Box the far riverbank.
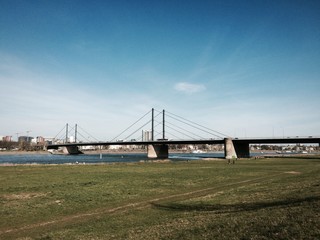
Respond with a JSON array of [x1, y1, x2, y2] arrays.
[[0, 149, 148, 155]]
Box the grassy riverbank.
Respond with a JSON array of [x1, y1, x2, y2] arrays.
[[1, 157, 319, 239]]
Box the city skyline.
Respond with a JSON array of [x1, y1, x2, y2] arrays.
[[1, 1, 320, 140]]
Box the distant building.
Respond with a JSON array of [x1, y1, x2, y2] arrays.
[[44, 137, 54, 145], [35, 136, 45, 144], [3, 136, 12, 142], [108, 145, 122, 150], [18, 136, 33, 143], [80, 146, 95, 151], [69, 136, 75, 143], [142, 130, 152, 141], [0, 136, 11, 141]]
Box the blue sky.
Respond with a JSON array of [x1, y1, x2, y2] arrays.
[[1, 0, 320, 140]]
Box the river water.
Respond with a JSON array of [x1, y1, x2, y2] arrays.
[[0, 152, 226, 165]]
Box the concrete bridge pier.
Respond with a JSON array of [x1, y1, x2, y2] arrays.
[[63, 146, 83, 155], [224, 138, 250, 159], [234, 141, 250, 158], [147, 144, 169, 159], [224, 138, 237, 159]]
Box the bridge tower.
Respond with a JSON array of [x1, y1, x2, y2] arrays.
[[62, 123, 83, 155], [147, 109, 169, 159], [162, 109, 165, 140], [65, 123, 68, 143], [75, 124, 77, 143]]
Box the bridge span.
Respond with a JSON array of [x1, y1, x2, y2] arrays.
[[48, 108, 319, 159], [47, 137, 320, 159]]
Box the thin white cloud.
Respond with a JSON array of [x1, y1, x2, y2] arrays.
[[174, 82, 206, 94]]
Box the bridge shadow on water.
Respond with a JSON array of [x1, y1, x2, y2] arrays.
[[151, 196, 320, 214]]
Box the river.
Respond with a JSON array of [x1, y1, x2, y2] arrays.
[[0, 152, 226, 165]]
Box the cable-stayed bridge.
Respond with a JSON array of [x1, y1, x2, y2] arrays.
[[47, 108, 320, 159]]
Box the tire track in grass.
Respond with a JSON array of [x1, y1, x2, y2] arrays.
[[0, 172, 293, 236]]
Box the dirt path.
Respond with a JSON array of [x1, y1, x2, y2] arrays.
[[0, 172, 288, 237]]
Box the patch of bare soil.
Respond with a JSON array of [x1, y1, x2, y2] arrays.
[[284, 171, 301, 174], [2, 192, 47, 200]]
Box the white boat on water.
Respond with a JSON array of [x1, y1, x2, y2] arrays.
[[192, 150, 205, 154]]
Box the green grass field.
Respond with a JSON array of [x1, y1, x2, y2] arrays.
[[0, 157, 319, 239]]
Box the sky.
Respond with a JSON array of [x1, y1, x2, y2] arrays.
[[1, 0, 320, 141]]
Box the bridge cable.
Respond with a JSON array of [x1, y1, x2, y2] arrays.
[[165, 114, 218, 138], [53, 125, 67, 141], [164, 123, 198, 140], [165, 111, 228, 138], [161, 130, 181, 140], [166, 111, 229, 138], [165, 120, 206, 140], [121, 111, 162, 141], [153, 119, 199, 140], [155, 108, 225, 138], [77, 125, 100, 142], [122, 120, 152, 142], [76, 131, 92, 142], [153, 110, 209, 140], [110, 110, 152, 142]]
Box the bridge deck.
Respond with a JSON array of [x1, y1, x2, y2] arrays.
[[47, 137, 320, 149]]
